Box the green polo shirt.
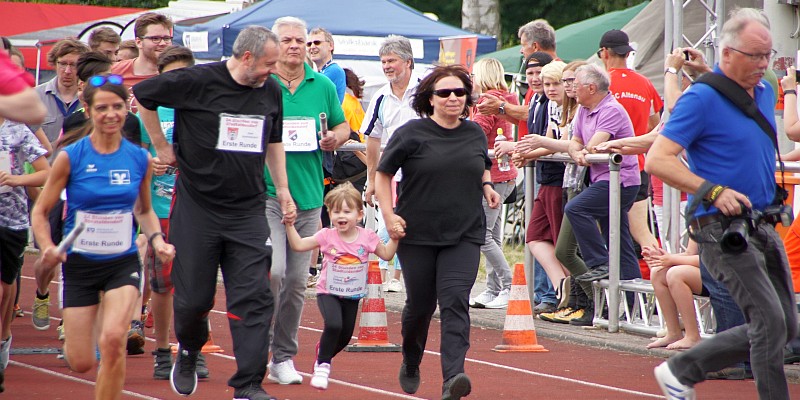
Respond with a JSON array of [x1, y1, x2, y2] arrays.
[[265, 63, 345, 210]]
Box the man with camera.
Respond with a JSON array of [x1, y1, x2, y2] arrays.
[[646, 8, 797, 400]]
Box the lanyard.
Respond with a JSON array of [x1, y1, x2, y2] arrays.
[[53, 94, 79, 117]]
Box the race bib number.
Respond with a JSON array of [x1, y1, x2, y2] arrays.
[[73, 211, 133, 255], [0, 151, 10, 194], [323, 259, 368, 298], [217, 113, 265, 153], [282, 118, 318, 152]]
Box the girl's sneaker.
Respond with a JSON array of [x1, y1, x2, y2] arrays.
[[310, 362, 330, 390]]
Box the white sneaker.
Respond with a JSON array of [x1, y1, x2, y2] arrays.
[[385, 279, 404, 293], [654, 362, 696, 400], [268, 359, 303, 385], [469, 290, 496, 308], [484, 288, 510, 309], [310, 362, 330, 390], [0, 336, 11, 370]]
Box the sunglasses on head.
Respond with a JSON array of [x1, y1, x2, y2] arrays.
[[88, 74, 124, 87], [306, 40, 326, 47], [432, 88, 467, 98]]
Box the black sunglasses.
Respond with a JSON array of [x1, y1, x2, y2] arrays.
[[88, 74, 124, 87], [306, 40, 327, 47], [432, 88, 467, 98]]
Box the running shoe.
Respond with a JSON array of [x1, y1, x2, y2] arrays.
[[152, 348, 172, 380], [170, 346, 198, 396], [32, 294, 50, 330], [143, 308, 154, 329], [126, 320, 146, 355], [0, 336, 11, 370], [654, 362, 696, 400], [13, 304, 23, 318], [469, 290, 496, 308], [483, 288, 510, 309], [267, 359, 302, 384], [385, 278, 404, 293], [442, 373, 471, 400], [56, 322, 65, 341], [398, 362, 420, 394], [310, 362, 331, 390], [196, 353, 209, 379], [233, 382, 277, 400]]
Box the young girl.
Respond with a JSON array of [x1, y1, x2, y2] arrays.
[[286, 182, 398, 390]]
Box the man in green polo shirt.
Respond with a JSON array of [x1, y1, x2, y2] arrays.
[[264, 16, 349, 385]]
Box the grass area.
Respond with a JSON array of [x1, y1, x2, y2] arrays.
[[477, 242, 526, 282]]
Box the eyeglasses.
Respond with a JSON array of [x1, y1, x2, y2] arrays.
[[56, 61, 77, 71], [728, 47, 777, 62], [596, 48, 604, 58], [140, 36, 173, 44], [432, 88, 467, 98], [561, 78, 576, 85], [88, 74, 124, 87], [306, 40, 328, 47]]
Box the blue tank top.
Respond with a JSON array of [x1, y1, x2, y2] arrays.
[[63, 135, 148, 260]]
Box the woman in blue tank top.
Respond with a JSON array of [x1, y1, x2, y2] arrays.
[[30, 74, 175, 399]]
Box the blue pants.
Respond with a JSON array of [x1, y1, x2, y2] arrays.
[[533, 259, 556, 305]]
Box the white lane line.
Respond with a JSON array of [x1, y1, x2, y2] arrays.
[[8, 360, 161, 400]]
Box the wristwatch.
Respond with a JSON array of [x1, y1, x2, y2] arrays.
[[498, 102, 506, 115], [664, 67, 678, 75]]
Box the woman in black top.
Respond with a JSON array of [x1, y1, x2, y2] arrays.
[[375, 65, 500, 400]]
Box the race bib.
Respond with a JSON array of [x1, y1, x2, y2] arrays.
[[217, 113, 265, 153], [323, 259, 368, 298], [282, 118, 318, 152], [72, 211, 133, 255], [0, 151, 10, 194]]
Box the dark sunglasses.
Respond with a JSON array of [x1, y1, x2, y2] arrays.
[[432, 88, 467, 98], [306, 40, 326, 47], [88, 74, 124, 87]]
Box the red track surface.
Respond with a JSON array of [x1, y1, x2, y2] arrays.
[[8, 259, 800, 400]]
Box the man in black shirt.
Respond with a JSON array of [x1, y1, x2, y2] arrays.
[[135, 26, 294, 400]]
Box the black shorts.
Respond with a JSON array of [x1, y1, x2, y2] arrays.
[[62, 252, 142, 308], [0, 227, 27, 285], [635, 170, 651, 202]]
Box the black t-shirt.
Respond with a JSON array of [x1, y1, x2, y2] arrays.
[[378, 118, 491, 246], [133, 62, 283, 215], [62, 109, 142, 146], [527, 94, 564, 186]]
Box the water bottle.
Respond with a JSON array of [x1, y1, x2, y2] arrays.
[[495, 128, 511, 172]]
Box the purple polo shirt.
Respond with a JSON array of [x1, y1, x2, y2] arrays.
[[573, 93, 640, 187]]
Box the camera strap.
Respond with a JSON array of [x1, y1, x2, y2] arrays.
[[694, 73, 788, 202]]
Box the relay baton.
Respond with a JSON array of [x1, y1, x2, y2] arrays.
[[57, 222, 86, 254], [320, 112, 328, 136]]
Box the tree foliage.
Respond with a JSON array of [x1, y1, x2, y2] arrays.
[[402, 0, 648, 47]]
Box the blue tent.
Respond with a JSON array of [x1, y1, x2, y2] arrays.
[[173, 0, 497, 63]]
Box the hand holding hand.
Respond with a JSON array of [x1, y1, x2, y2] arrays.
[[476, 93, 503, 116]]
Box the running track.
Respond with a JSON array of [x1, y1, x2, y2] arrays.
[[8, 260, 800, 399]]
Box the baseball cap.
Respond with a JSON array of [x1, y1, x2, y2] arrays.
[[599, 29, 634, 55], [524, 51, 553, 69]]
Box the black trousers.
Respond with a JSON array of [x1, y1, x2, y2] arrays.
[[397, 241, 480, 382], [316, 294, 360, 364], [170, 193, 274, 389]]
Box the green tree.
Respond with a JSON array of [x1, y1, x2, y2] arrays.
[[402, 0, 648, 47]]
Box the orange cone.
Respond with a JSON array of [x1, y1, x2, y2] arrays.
[[172, 320, 224, 353], [345, 260, 400, 352], [493, 263, 548, 353]]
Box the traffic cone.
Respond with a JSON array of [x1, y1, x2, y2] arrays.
[[345, 260, 400, 352], [493, 263, 548, 353], [172, 320, 224, 354]]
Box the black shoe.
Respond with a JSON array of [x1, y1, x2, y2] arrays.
[[575, 265, 609, 282], [442, 373, 471, 400], [0, 368, 5, 393], [784, 349, 800, 364], [399, 362, 421, 394], [233, 383, 276, 400], [569, 307, 594, 326], [196, 353, 209, 379], [152, 348, 173, 380], [705, 367, 753, 380], [170, 346, 198, 396]]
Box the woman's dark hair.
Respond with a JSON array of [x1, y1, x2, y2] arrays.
[[82, 74, 129, 108], [76, 51, 113, 82], [411, 65, 474, 118], [344, 68, 364, 99], [157, 45, 195, 73]]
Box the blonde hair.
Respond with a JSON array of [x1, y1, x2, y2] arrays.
[[560, 60, 587, 128], [472, 58, 507, 92], [540, 60, 566, 83], [324, 182, 363, 212]]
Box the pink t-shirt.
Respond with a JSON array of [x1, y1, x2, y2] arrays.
[[315, 226, 380, 298]]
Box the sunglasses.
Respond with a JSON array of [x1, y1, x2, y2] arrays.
[[88, 74, 124, 87], [306, 40, 327, 47], [432, 88, 467, 98]]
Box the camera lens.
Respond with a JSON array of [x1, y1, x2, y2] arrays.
[[721, 219, 749, 254]]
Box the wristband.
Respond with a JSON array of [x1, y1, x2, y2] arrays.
[[707, 185, 727, 203], [482, 181, 495, 189], [148, 232, 167, 247], [784, 89, 797, 96]]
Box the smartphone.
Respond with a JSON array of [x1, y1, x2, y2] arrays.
[[683, 50, 690, 61]]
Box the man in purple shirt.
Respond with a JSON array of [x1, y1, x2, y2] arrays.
[[563, 64, 641, 325]]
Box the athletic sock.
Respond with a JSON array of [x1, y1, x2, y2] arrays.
[[36, 290, 49, 300]]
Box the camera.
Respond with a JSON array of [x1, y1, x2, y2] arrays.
[[720, 205, 794, 254]]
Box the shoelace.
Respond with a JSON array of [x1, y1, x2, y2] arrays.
[[179, 351, 195, 373]]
